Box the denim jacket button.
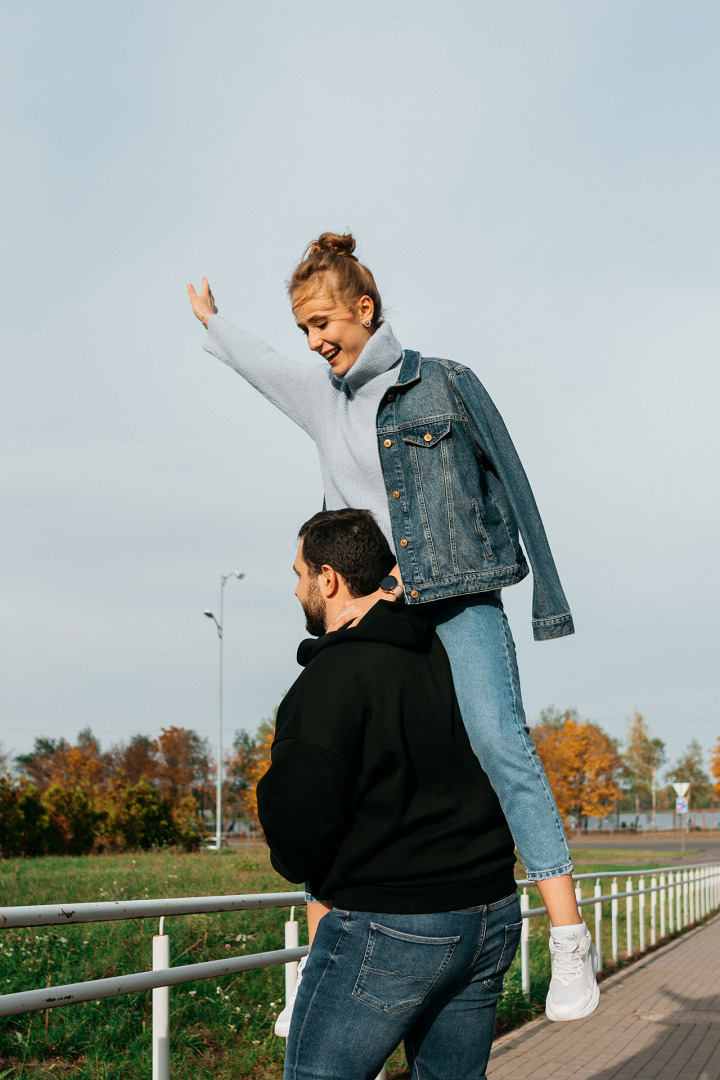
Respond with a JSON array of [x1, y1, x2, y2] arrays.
[[392, 490, 401, 499], [410, 590, 419, 599], [383, 439, 392, 448], [423, 431, 432, 442], [387, 393, 395, 402], [400, 539, 408, 547]]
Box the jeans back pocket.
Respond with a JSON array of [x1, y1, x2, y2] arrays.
[[352, 922, 459, 1013]]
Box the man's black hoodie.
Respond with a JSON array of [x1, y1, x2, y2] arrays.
[[256, 602, 516, 914]]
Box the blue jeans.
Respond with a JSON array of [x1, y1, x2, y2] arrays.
[[284, 893, 522, 1080], [429, 593, 572, 881]]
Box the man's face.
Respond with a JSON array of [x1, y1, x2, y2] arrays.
[[294, 541, 327, 636]]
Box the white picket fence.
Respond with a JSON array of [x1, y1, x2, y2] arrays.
[[1, 862, 718, 1076]]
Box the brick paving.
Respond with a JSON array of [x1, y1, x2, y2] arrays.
[[488, 914, 720, 1080]]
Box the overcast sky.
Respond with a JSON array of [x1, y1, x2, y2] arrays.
[[2, 1, 718, 779]]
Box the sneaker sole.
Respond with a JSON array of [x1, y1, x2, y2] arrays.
[[545, 977, 600, 1022]]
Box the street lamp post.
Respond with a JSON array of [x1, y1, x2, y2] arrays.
[[204, 570, 244, 851]]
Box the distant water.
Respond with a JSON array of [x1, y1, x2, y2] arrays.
[[573, 810, 719, 831]]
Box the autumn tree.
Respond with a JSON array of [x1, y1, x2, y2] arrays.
[[225, 729, 258, 824], [16, 730, 111, 790], [112, 734, 157, 784], [711, 738, 720, 800], [16, 737, 69, 788], [152, 726, 210, 810], [666, 740, 713, 806], [621, 712, 666, 827], [532, 715, 621, 826], [226, 714, 277, 828]]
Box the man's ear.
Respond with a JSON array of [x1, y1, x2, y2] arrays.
[[319, 564, 341, 598]]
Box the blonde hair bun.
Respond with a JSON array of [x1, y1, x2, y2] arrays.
[[309, 232, 357, 259]]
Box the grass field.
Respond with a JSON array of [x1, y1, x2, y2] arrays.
[[0, 844, 703, 1078]]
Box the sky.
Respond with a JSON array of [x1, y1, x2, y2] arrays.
[[2, 1, 719, 779]]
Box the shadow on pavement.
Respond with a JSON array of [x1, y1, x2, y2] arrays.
[[586, 988, 720, 1080]]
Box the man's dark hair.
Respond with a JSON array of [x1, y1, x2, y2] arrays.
[[298, 509, 395, 598]]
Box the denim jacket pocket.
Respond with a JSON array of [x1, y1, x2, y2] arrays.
[[402, 421, 454, 479], [352, 922, 459, 1013], [470, 499, 495, 561]]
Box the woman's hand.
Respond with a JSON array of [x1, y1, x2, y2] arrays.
[[326, 589, 393, 633], [187, 277, 218, 327]]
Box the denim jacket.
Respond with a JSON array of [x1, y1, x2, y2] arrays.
[[378, 351, 574, 642]]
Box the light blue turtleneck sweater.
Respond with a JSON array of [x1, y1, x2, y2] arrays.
[[204, 318, 404, 548]]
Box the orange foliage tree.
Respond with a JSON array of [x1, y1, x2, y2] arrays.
[[532, 715, 621, 825], [152, 726, 212, 810], [711, 737, 720, 799], [16, 729, 112, 790], [225, 716, 276, 827]]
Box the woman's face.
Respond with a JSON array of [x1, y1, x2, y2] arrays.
[[292, 291, 374, 377]]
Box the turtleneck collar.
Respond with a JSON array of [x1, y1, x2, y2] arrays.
[[333, 322, 403, 392]]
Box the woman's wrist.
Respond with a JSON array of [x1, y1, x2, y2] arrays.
[[379, 575, 404, 601]]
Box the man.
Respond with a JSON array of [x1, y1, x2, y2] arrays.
[[257, 509, 521, 1080]]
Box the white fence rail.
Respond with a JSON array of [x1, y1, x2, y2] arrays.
[[516, 862, 720, 1000], [1, 862, 718, 1075]]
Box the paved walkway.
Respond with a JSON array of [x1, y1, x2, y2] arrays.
[[488, 914, 720, 1080]]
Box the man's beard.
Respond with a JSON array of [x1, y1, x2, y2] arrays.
[[301, 578, 327, 637]]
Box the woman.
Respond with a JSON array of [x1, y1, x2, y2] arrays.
[[188, 232, 599, 1023]]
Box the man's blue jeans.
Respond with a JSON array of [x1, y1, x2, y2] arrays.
[[429, 593, 573, 881], [284, 893, 522, 1080]]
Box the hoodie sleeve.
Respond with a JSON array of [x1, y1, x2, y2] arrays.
[[451, 366, 574, 641], [203, 316, 315, 435], [256, 656, 366, 888], [257, 738, 358, 886]]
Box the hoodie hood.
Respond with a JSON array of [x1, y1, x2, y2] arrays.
[[297, 601, 433, 668]]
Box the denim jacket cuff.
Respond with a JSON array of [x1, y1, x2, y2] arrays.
[[531, 613, 575, 642]]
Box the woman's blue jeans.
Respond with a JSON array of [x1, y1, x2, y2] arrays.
[[429, 593, 572, 881], [284, 893, 522, 1080]]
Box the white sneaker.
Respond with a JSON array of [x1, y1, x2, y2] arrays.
[[274, 954, 307, 1038], [545, 926, 600, 1022]]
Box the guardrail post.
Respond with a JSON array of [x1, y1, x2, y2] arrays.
[[626, 876, 633, 958], [682, 870, 689, 927], [594, 879, 602, 971], [676, 870, 682, 930], [659, 873, 666, 937], [638, 876, 645, 953], [650, 876, 657, 946], [284, 908, 299, 1009], [152, 918, 170, 1080], [690, 870, 696, 923], [520, 890, 530, 1001], [611, 878, 618, 963]]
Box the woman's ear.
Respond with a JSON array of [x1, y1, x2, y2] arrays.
[[357, 295, 375, 326]]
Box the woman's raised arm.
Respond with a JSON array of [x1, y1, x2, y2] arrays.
[[187, 277, 316, 436]]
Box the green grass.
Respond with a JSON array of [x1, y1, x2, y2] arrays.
[[0, 846, 709, 1077]]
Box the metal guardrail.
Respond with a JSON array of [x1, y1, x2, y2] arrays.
[[517, 863, 720, 999], [1, 863, 718, 1076], [0, 890, 306, 930]]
